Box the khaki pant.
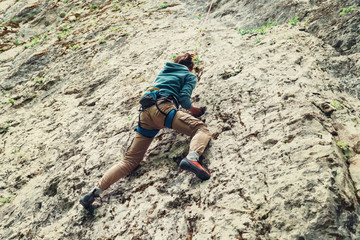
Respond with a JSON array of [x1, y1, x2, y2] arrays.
[[98, 101, 212, 191]]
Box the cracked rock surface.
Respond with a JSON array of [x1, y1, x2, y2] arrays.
[[0, 0, 359, 239]]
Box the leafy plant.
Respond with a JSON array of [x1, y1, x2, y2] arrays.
[[196, 13, 202, 20], [99, 38, 106, 44], [57, 26, 70, 39], [337, 141, 351, 160], [91, 4, 99, 10], [289, 17, 299, 26], [0, 196, 13, 204], [238, 20, 277, 36], [193, 55, 200, 64], [34, 77, 44, 84], [0, 126, 8, 134], [339, 7, 355, 15], [6, 99, 16, 105], [30, 35, 39, 47], [337, 141, 350, 151], [158, 3, 168, 9], [14, 39, 20, 45], [331, 101, 342, 110], [171, 54, 178, 61], [72, 44, 79, 50], [113, 3, 121, 11], [11, 17, 19, 23]]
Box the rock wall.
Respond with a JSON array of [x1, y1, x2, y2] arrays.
[[0, 0, 359, 239]]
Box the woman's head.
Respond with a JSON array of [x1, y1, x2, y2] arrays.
[[174, 53, 195, 71]]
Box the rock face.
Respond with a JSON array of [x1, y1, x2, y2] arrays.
[[0, 0, 360, 239]]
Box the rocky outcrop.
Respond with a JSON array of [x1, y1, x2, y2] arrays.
[[0, 0, 359, 239]]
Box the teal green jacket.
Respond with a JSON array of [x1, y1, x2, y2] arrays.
[[152, 62, 197, 110]]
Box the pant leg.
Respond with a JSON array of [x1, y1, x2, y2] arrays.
[[171, 110, 212, 155], [97, 132, 153, 191]]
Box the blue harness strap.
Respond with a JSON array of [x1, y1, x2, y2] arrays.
[[136, 126, 159, 138], [164, 109, 177, 129]]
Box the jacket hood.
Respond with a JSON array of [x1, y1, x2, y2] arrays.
[[162, 62, 190, 73]]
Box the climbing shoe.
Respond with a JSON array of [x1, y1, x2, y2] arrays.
[[179, 158, 211, 180], [79, 187, 101, 209]]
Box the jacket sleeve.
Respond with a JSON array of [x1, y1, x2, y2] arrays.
[[179, 73, 197, 110]]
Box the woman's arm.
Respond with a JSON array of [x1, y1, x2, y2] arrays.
[[178, 73, 197, 110]]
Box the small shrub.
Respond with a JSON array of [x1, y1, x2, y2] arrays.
[[158, 3, 168, 9], [11, 17, 19, 23], [34, 77, 44, 84], [91, 4, 98, 10], [339, 7, 355, 15], [289, 17, 299, 26], [238, 20, 277, 36], [0, 126, 8, 134], [6, 99, 16, 105], [193, 55, 200, 64], [331, 101, 342, 110]]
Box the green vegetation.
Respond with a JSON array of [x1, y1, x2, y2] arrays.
[[0, 126, 8, 134], [113, 3, 121, 11], [72, 44, 79, 50], [158, 3, 168, 9], [337, 141, 351, 160], [196, 13, 202, 20], [331, 101, 342, 110], [193, 55, 200, 64], [24, 34, 47, 48], [14, 39, 20, 45], [109, 26, 124, 32], [0, 196, 13, 205], [11, 17, 19, 24], [289, 17, 299, 26], [339, 7, 355, 15], [34, 77, 44, 84], [90, 4, 99, 10], [30, 35, 40, 47], [6, 99, 16, 105], [99, 38, 106, 44], [57, 26, 70, 39], [238, 20, 277, 36]]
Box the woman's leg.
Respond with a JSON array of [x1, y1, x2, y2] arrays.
[[171, 110, 212, 155], [97, 132, 153, 191]]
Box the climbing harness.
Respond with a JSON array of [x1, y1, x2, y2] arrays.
[[136, 87, 178, 138]]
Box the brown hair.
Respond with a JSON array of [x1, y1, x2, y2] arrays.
[[174, 53, 195, 71]]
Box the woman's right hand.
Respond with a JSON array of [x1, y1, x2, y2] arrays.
[[189, 106, 206, 117]]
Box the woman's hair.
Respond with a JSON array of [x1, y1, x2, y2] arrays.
[[174, 53, 195, 71]]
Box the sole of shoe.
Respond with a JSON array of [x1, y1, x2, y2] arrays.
[[79, 197, 93, 209], [180, 159, 210, 180]]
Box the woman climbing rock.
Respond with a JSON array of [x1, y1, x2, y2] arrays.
[[80, 53, 212, 209]]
